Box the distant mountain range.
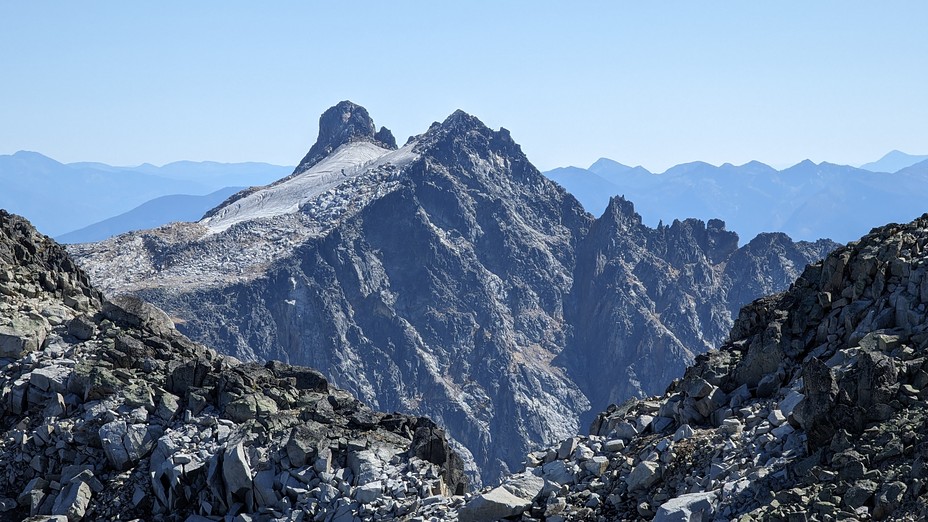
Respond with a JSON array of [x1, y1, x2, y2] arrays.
[[5, 148, 924, 245], [858, 149, 928, 173], [0, 151, 291, 239], [545, 153, 928, 243], [56, 187, 243, 244]]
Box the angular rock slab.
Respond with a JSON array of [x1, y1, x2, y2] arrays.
[[458, 486, 534, 522], [654, 491, 717, 522]]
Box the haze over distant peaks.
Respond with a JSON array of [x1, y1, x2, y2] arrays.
[[57, 187, 244, 244], [859, 149, 928, 173], [0, 151, 291, 237], [545, 154, 928, 243]]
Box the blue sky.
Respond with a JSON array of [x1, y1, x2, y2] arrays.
[[1, 2, 925, 172]]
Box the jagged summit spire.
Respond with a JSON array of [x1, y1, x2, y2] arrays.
[[601, 195, 641, 225], [411, 108, 521, 160], [293, 101, 397, 175]]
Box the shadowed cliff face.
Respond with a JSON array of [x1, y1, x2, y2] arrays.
[[70, 103, 837, 484]]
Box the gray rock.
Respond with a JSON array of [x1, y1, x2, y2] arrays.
[[287, 424, 321, 468], [795, 358, 837, 448], [348, 449, 386, 486], [557, 437, 579, 460], [66, 470, 102, 494], [30, 365, 71, 393], [98, 420, 132, 470], [584, 456, 609, 477], [873, 481, 907, 519], [18, 477, 49, 508], [315, 447, 333, 474], [458, 486, 533, 522], [501, 472, 544, 501], [611, 421, 639, 441], [727, 384, 751, 408], [778, 390, 804, 418], [541, 460, 575, 485], [604, 439, 626, 452], [50, 480, 91, 521], [652, 416, 675, 433], [354, 480, 382, 505], [155, 391, 181, 422], [66, 315, 96, 341], [673, 424, 694, 442], [0, 314, 49, 358], [224, 394, 260, 422], [123, 423, 162, 464], [684, 377, 714, 399], [103, 295, 174, 337], [222, 442, 253, 508], [626, 460, 661, 491], [756, 372, 780, 398], [843, 480, 877, 509], [654, 491, 717, 522], [573, 444, 594, 461], [265, 360, 329, 392], [252, 470, 277, 509]]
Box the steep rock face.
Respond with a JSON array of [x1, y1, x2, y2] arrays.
[[724, 231, 838, 316], [133, 110, 596, 482], [0, 211, 465, 521], [565, 197, 835, 419], [69, 103, 837, 484], [440, 214, 928, 521], [293, 100, 397, 175]]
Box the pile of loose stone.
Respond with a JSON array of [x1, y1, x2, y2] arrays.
[[0, 210, 466, 521], [410, 216, 928, 521]]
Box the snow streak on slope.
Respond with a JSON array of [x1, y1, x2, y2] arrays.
[[202, 141, 391, 233], [71, 141, 421, 294]]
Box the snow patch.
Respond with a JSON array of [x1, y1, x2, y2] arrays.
[[201, 141, 419, 233]]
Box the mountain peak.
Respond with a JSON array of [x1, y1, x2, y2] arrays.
[[599, 195, 642, 228], [412, 109, 519, 158], [293, 101, 397, 175], [588, 157, 632, 176], [860, 149, 928, 173], [440, 109, 488, 133], [790, 159, 817, 170]]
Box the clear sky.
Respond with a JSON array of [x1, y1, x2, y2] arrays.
[[1, 2, 926, 172]]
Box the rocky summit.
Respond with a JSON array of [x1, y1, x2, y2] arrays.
[[421, 214, 928, 521], [292, 100, 398, 176], [0, 210, 465, 521], [69, 102, 836, 484]]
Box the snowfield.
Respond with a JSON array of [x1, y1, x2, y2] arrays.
[[202, 141, 406, 233]]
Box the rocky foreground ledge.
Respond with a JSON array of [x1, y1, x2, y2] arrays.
[[0, 208, 465, 521]]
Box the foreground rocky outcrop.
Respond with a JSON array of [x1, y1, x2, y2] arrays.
[[0, 210, 465, 521], [70, 103, 837, 484], [421, 214, 928, 520]]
